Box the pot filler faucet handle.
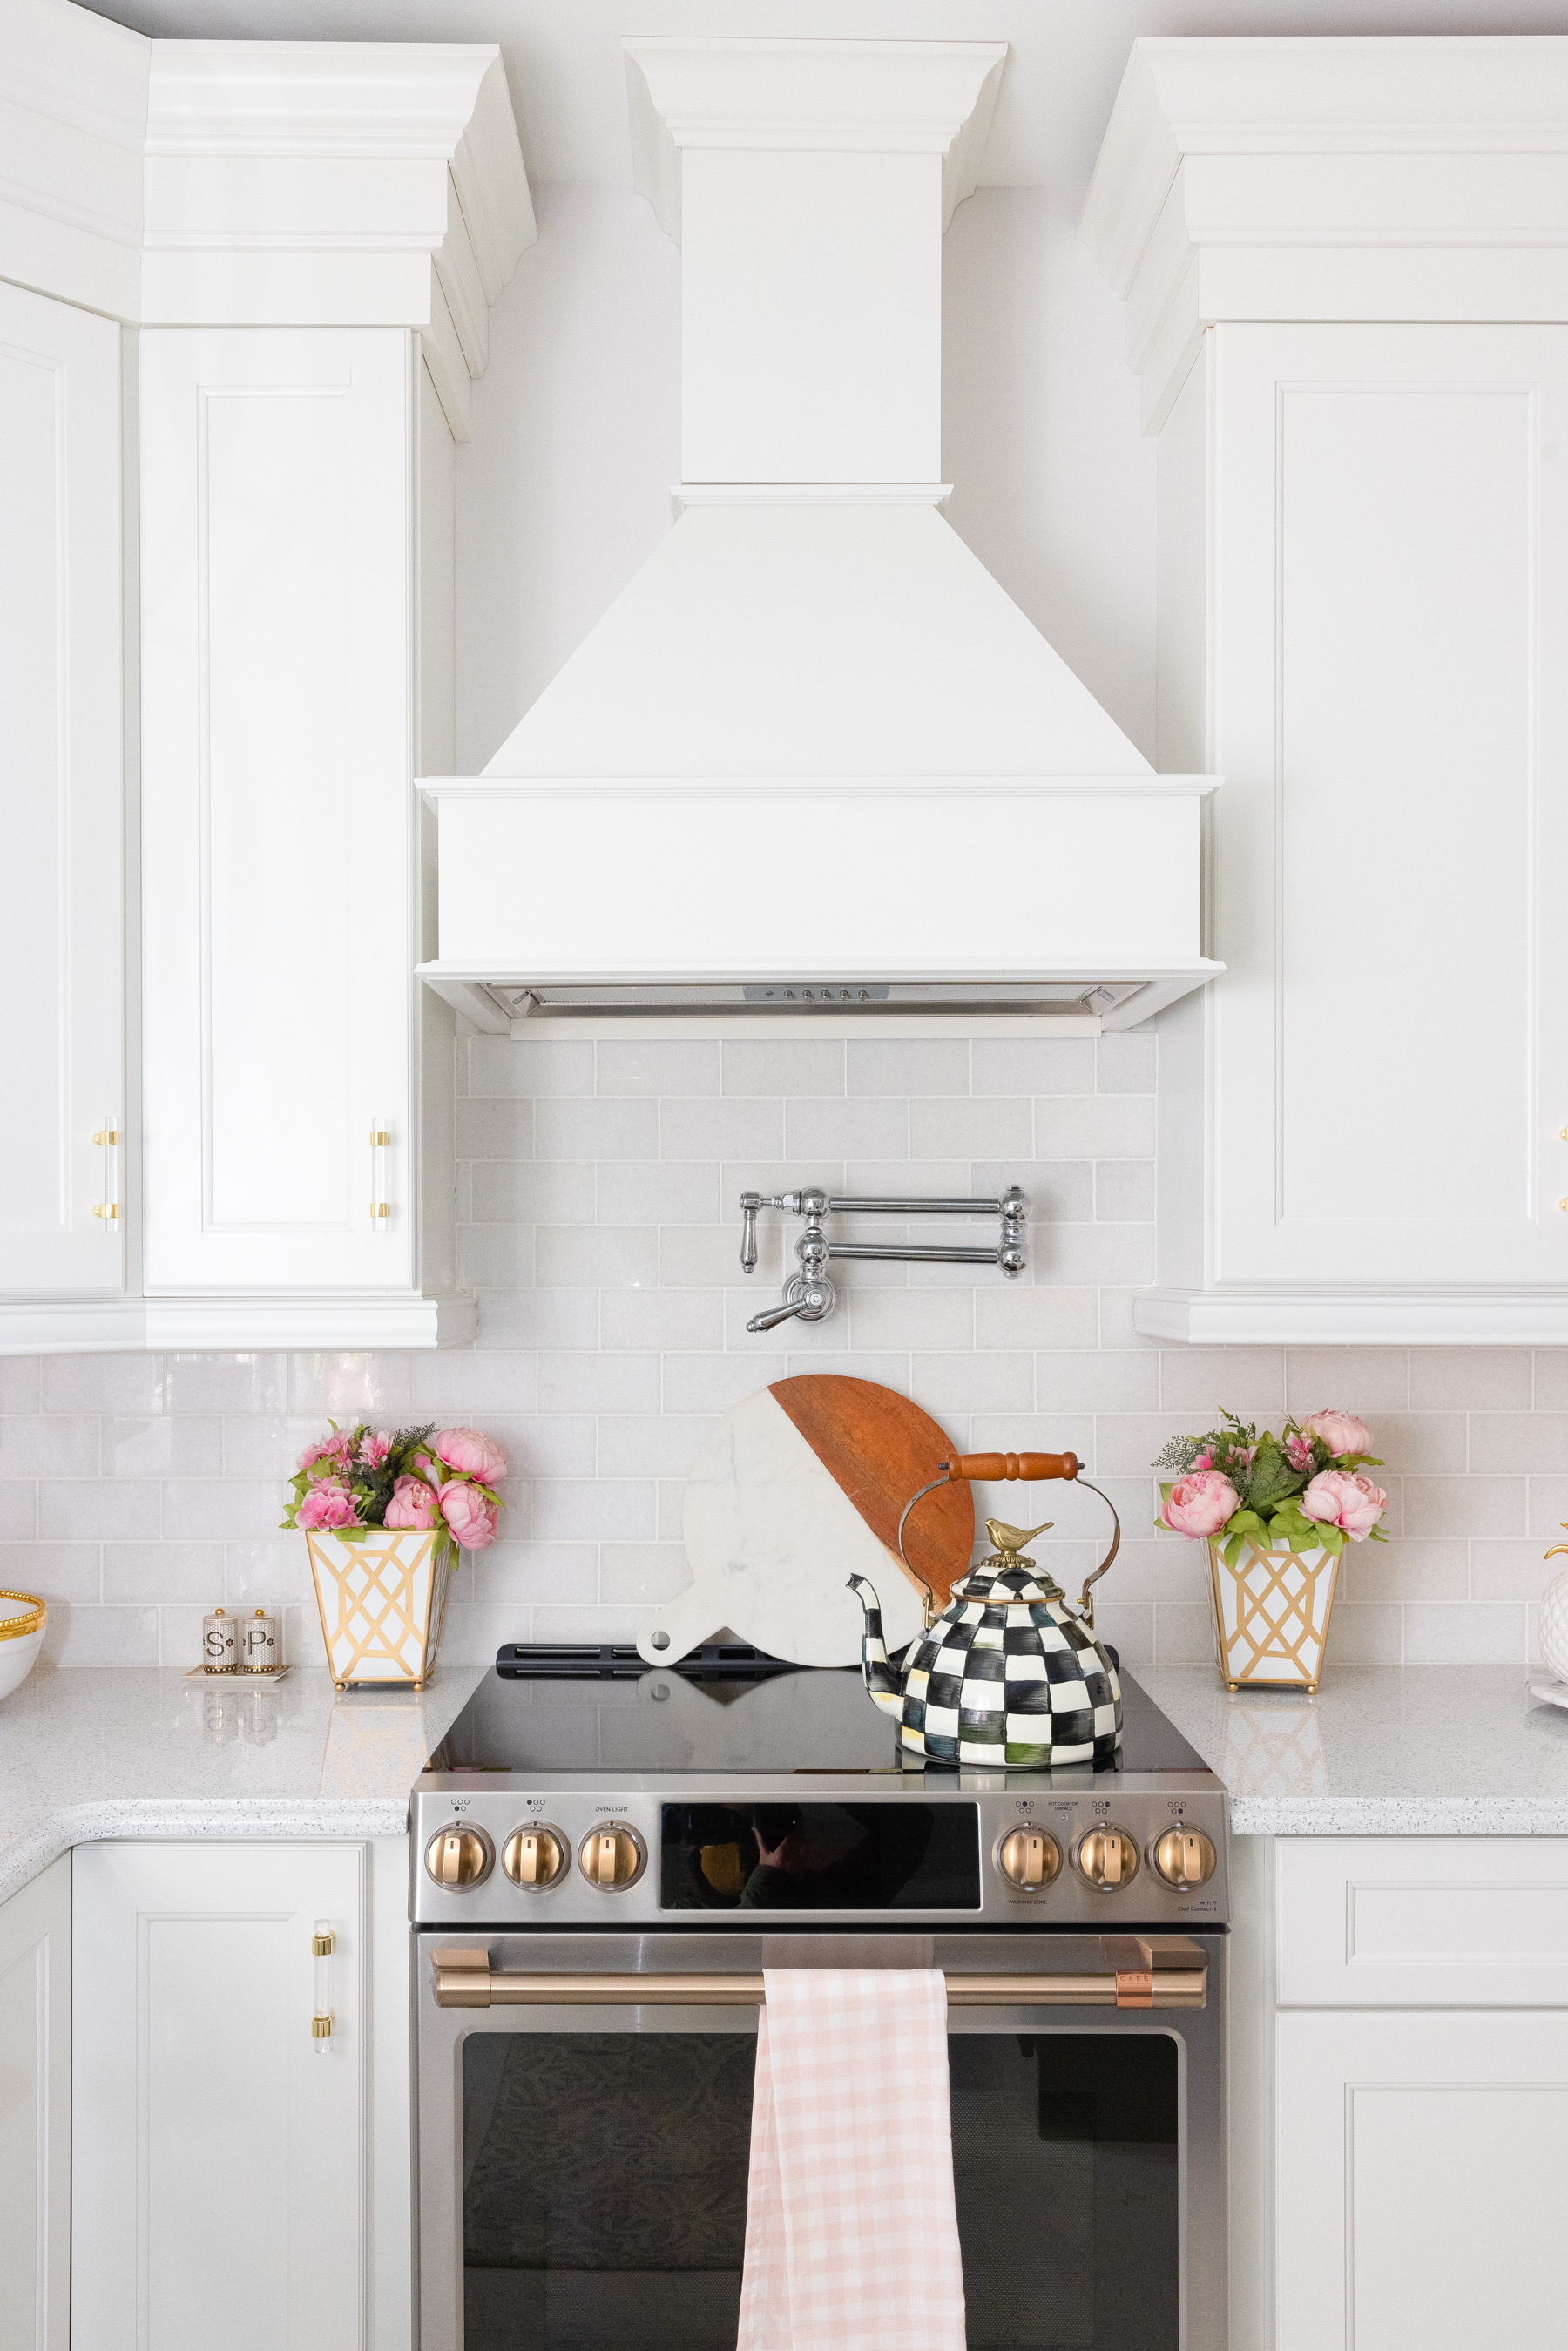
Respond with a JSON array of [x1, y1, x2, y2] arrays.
[[739, 1190, 817, 1274]]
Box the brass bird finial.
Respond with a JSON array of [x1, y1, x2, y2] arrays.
[[986, 1517, 1054, 1558]]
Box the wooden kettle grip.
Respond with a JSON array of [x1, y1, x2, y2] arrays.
[[946, 1451, 1079, 1483]]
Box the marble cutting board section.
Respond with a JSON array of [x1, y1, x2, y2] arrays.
[[637, 1374, 975, 1669]]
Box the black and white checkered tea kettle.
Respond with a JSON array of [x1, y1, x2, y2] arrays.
[[848, 1450, 1124, 1768]]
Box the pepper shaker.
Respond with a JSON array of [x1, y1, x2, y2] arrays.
[[242, 1608, 280, 1673]]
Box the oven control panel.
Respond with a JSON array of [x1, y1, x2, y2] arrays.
[[412, 1780, 1229, 1929]]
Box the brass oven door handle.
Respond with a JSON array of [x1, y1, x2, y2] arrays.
[[430, 1938, 1208, 2013]]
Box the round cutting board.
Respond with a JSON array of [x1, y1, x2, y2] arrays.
[[636, 1374, 975, 1669]]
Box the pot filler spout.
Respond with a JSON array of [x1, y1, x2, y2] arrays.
[[416, 37, 1221, 1036]]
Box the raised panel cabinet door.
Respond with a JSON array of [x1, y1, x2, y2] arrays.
[[0, 284, 125, 1296], [71, 1841, 366, 2351], [140, 329, 415, 1294], [1211, 321, 1568, 1289], [0, 1855, 71, 2351], [1276, 2009, 1568, 2351]]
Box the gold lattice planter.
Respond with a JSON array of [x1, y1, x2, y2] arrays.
[[1206, 1534, 1342, 1693], [306, 1529, 451, 1691]]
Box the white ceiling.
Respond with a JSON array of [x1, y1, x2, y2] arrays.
[[82, 0, 1568, 192]]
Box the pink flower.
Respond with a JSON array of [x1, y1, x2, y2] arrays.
[[297, 1479, 358, 1532], [296, 1430, 351, 1477], [1284, 1431, 1316, 1472], [433, 1427, 507, 1484], [1303, 1410, 1373, 1460], [1161, 1470, 1241, 1539], [357, 1430, 392, 1469], [384, 1475, 442, 1530], [1193, 1451, 1213, 1470], [440, 1482, 500, 1550], [1301, 1469, 1388, 1541]]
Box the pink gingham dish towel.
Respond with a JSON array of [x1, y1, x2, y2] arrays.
[[736, 1968, 966, 2351]]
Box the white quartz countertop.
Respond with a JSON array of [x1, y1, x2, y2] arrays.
[[1138, 1661, 1568, 1835], [0, 1663, 484, 1906]]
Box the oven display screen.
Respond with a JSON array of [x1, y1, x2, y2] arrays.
[[659, 1802, 980, 1911]]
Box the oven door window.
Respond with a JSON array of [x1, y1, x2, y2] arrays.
[[461, 2027, 1179, 2350]]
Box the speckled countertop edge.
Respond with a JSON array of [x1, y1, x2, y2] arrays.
[[0, 1796, 414, 1908]]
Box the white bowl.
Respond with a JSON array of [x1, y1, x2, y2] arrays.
[[0, 1591, 45, 1701]]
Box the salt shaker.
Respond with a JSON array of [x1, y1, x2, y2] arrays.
[[202, 1606, 239, 1672], [242, 1609, 280, 1673]]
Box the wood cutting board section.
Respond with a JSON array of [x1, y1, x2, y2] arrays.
[[637, 1375, 975, 1670]]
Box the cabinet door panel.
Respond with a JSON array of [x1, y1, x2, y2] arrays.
[[0, 1855, 71, 2351], [1277, 2009, 1568, 2351], [0, 284, 124, 1295], [1213, 322, 1568, 1288], [72, 1841, 365, 2351], [140, 330, 413, 1292]]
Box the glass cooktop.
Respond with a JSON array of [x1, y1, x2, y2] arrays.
[[427, 1645, 1212, 1781]]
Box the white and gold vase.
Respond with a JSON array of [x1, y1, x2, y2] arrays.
[[1206, 1534, 1342, 1694], [305, 1528, 450, 1691]]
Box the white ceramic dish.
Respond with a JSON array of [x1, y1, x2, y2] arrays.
[[0, 1591, 46, 1701]]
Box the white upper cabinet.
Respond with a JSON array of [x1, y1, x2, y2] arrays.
[[0, 24, 533, 1351], [1083, 36, 1568, 1342], [0, 283, 125, 1304], [140, 328, 422, 1309]]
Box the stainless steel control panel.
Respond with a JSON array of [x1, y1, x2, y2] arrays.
[[411, 1775, 1229, 1930]]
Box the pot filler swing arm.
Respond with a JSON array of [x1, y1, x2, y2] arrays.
[[740, 1186, 1029, 1333]]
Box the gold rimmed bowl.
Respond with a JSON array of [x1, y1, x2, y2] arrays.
[[0, 1591, 45, 1702]]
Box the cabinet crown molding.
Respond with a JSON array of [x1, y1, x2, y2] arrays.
[[1081, 35, 1568, 428], [624, 37, 1007, 242], [0, 16, 533, 436]]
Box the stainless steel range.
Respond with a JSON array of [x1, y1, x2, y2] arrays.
[[414, 1645, 1229, 2351]]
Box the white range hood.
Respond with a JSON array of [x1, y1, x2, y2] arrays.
[[418, 37, 1220, 1035]]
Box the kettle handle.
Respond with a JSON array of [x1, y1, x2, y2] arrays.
[[897, 1456, 1121, 1631]]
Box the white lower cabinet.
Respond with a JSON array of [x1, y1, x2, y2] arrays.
[[1233, 1835, 1568, 2351], [0, 1854, 71, 2351], [71, 1839, 413, 2351], [1276, 2008, 1568, 2351]]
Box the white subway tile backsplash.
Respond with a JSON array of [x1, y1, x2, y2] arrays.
[[1096, 1034, 1158, 1093], [1034, 1096, 1155, 1159], [723, 1038, 845, 1098], [597, 1160, 721, 1226], [0, 1417, 99, 1477], [1094, 1163, 1155, 1223], [847, 1037, 969, 1097], [536, 1226, 658, 1291], [971, 1038, 1097, 1096], [661, 1097, 782, 1161], [470, 1037, 594, 1097], [0, 1033, 1544, 1668], [598, 1039, 720, 1098], [456, 1097, 535, 1159], [786, 1097, 909, 1159], [537, 1098, 659, 1161]]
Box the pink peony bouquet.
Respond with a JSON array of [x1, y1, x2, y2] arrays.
[[1153, 1408, 1388, 1565], [281, 1421, 505, 1567]]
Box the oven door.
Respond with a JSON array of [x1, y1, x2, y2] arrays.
[[417, 1929, 1225, 2351]]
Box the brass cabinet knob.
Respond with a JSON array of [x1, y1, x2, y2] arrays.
[[424, 1825, 494, 1890], [1151, 1827, 1218, 1890], [503, 1825, 568, 1889], [1074, 1826, 1140, 1890], [578, 1821, 647, 1890], [996, 1827, 1062, 1889]]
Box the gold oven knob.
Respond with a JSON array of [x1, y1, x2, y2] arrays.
[[424, 1825, 494, 1890], [578, 1821, 647, 1890], [1074, 1826, 1141, 1891], [1152, 1827, 1218, 1890], [503, 1825, 568, 1889], [996, 1827, 1062, 1889]]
